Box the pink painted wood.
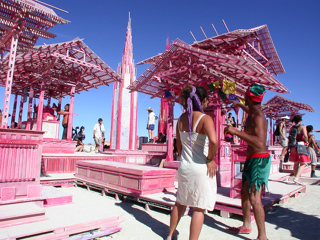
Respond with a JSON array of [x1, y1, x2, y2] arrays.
[[158, 98, 169, 136], [67, 86, 75, 141], [26, 85, 34, 130], [36, 82, 45, 131], [166, 101, 174, 161], [0, 129, 44, 203], [230, 146, 247, 198], [1, 36, 18, 128], [75, 160, 176, 195]]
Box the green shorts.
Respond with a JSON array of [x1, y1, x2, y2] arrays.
[[242, 153, 271, 192]]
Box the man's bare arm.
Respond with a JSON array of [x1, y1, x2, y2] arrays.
[[230, 100, 249, 114]]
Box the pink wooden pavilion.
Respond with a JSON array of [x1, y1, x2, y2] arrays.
[[130, 24, 288, 187], [262, 94, 315, 145]]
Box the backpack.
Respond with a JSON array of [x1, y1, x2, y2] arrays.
[[274, 124, 281, 136], [289, 125, 300, 146]]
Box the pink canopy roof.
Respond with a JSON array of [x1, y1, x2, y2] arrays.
[[262, 94, 314, 119], [0, 0, 69, 54], [0, 38, 121, 99], [130, 25, 288, 99]]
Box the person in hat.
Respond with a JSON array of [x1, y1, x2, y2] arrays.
[[225, 83, 270, 240], [147, 107, 158, 143], [279, 115, 290, 159]]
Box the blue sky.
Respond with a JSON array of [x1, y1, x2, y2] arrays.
[[1, 0, 319, 143]]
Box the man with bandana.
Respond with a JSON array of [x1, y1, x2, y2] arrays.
[[225, 83, 270, 240]]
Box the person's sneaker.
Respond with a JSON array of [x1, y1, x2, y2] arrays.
[[293, 178, 303, 185]]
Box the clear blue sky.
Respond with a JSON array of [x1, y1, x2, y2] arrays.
[[1, 0, 319, 143]]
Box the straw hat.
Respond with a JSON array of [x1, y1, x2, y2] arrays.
[[147, 107, 153, 112], [281, 115, 290, 120]]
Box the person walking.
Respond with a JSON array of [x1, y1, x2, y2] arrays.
[[288, 115, 310, 184], [93, 118, 105, 153], [166, 85, 218, 240], [278, 115, 290, 160], [306, 125, 319, 178], [225, 83, 270, 240], [147, 107, 158, 143]]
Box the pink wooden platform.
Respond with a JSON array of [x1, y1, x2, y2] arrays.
[[0, 202, 46, 228], [41, 186, 73, 207], [75, 161, 176, 196], [0, 129, 44, 204], [124, 179, 307, 221], [42, 139, 77, 154]]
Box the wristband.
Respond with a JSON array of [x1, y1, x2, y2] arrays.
[[206, 157, 214, 162]]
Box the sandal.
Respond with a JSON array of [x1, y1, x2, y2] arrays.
[[228, 226, 252, 234]]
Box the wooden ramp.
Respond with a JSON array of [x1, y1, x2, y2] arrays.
[[0, 194, 124, 240], [77, 177, 307, 221]]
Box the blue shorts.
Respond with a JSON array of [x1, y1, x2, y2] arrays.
[[148, 124, 155, 130]]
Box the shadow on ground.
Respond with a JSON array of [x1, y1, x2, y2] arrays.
[[266, 204, 320, 240], [115, 200, 169, 239]]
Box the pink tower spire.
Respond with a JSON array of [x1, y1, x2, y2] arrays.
[[110, 13, 138, 150]]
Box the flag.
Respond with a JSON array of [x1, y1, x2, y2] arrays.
[[219, 89, 226, 102], [207, 83, 215, 92], [228, 94, 239, 102], [223, 79, 236, 94]]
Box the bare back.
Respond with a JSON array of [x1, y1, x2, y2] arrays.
[[245, 109, 268, 155]]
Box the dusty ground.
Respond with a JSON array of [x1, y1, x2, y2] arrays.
[[58, 169, 320, 240]]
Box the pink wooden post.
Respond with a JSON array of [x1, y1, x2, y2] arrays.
[[26, 85, 34, 130], [1, 35, 18, 128], [166, 100, 174, 161], [36, 82, 45, 131], [158, 98, 169, 136], [67, 86, 75, 141], [17, 95, 24, 129], [10, 93, 18, 128]]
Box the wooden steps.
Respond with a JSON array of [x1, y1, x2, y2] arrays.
[[41, 186, 73, 207], [0, 202, 46, 228]]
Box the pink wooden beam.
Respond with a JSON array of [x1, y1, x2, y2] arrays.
[[57, 97, 62, 121], [1, 35, 18, 128], [17, 95, 24, 129], [26, 85, 34, 130], [67, 87, 75, 141], [36, 81, 45, 131], [10, 94, 18, 128], [166, 100, 174, 161]]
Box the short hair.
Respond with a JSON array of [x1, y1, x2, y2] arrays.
[[98, 118, 103, 122], [291, 115, 302, 124], [306, 125, 313, 133]]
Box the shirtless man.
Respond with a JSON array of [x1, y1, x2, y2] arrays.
[[53, 103, 70, 140], [225, 83, 270, 240]]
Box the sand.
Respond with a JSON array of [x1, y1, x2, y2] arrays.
[[56, 169, 320, 240]]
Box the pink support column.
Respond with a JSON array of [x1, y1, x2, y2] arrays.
[[67, 87, 75, 141], [36, 82, 45, 131], [158, 98, 169, 136], [10, 93, 18, 128], [109, 82, 116, 148], [26, 85, 34, 130], [1, 35, 18, 128], [166, 100, 174, 161], [17, 95, 24, 129]]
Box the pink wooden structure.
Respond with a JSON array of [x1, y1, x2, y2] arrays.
[[0, 128, 44, 204], [130, 25, 288, 187], [75, 160, 176, 196], [110, 14, 138, 150], [262, 94, 315, 146]]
